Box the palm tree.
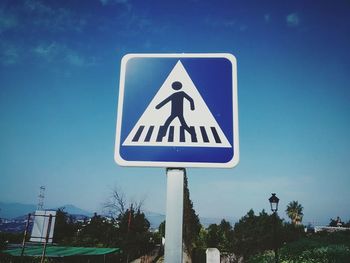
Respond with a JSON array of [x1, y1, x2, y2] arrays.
[[286, 201, 303, 225]]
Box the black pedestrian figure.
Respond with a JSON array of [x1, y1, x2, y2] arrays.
[[156, 81, 195, 138]]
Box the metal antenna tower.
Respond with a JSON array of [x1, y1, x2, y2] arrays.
[[37, 186, 45, 210]]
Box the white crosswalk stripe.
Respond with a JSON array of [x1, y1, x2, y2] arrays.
[[126, 125, 226, 147]]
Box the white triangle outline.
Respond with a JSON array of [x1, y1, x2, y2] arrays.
[[123, 60, 231, 148]]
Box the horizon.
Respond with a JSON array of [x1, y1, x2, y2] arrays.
[[1, 0, 349, 228], [0, 197, 341, 227]]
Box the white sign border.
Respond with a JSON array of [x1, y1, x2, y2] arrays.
[[114, 53, 239, 168]]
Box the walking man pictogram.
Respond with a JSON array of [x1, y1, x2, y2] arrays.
[[156, 81, 195, 139]]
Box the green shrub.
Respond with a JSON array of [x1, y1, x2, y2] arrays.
[[280, 245, 350, 263], [248, 250, 275, 263], [248, 231, 350, 263]]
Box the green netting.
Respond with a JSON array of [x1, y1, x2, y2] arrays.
[[4, 246, 121, 257]]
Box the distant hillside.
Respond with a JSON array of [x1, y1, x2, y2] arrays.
[[0, 202, 92, 219], [144, 211, 165, 229], [0, 202, 37, 219], [0, 202, 237, 229], [143, 211, 237, 229], [54, 204, 93, 217]]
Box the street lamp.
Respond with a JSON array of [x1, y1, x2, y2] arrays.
[[269, 193, 279, 213], [269, 193, 279, 263]]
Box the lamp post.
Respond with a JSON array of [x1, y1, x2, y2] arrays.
[[269, 193, 279, 263]]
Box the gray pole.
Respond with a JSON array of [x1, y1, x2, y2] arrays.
[[20, 213, 31, 262], [41, 214, 53, 263], [274, 212, 278, 263], [164, 168, 184, 263]]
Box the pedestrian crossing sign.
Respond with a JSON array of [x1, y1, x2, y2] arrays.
[[114, 53, 239, 168]]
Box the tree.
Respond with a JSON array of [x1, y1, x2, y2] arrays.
[[286, 201, 304, 225], [103, 187, 153, 260], [218, 219, 234, 252], [103, 186, 143, 218], [206, 219, 234, 253], [116, 207, 153, 261], [158, 221, 165, 238], [157, 220, 166, 254], [183, 172, 201, 256], [232, 209, 283, 260], [329, 216, 344, 227], [76, 213, 117, 247], [206, 223, 221, 248], [344, 220, 350, 228], [0, 232, 23, 251], [232, 209, 305, 261], [53, 208, 79, 244]]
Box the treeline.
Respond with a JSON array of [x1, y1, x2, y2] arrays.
[[52, 207, 155, 261], [170, 209, 306, 262], [159, 193, 350, 262], [174, 209, 350, 262], [1, 180, 350, 262], [0, 207, 155, 262]]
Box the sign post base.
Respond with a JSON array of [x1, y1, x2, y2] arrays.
[[164, 168, 184, 263]]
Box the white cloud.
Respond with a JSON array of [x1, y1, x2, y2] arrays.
[[0, 1, 98, 68], [33, 42, 60, 61], [205, 16, 236, 28], [239, 24, 248, 32], [286, 12, 300, 27], [264, 14, 270, 23], [33, 42, 96, 67], [65, 53, 85, 67], [100, 0, 128, 5], [223, 20, 236, 28], [0, 11, 19, 33], [1, 46, 20, 65], [25, 0, 52, 14], [204, 16, 248, 33], [24, 0, 87, 32]]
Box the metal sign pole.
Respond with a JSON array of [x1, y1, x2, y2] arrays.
[[40, 214, 53, 263], [20, 213, 31, 262], [164, 168, 184, 263]]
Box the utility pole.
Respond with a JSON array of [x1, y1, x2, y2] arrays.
[[37, 186, 45, 211]]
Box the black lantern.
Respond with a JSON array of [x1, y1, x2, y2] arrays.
[[269, 193, 279, 213]]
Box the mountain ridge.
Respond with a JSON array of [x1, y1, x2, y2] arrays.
[[0, 202, 237, 228], [0, 202, 92, 219]]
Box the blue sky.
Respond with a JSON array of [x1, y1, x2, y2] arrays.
[[0, 0, 349, 226]]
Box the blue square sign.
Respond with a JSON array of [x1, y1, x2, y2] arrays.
[[114, 53, 239, 168]]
